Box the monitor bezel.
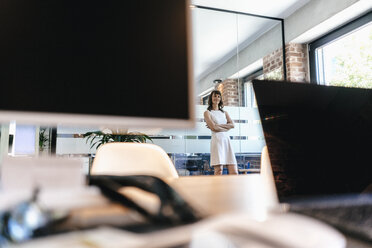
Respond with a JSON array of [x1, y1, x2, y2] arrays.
[[0, 0, 195, 129]]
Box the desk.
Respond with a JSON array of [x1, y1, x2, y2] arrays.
[[238, 168, 260, 174], [166, 174, 276, 217], [5, 175, 362, 248], [2, 174, 276, 248]]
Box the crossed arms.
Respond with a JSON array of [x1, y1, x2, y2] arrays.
[[204, 111, 234, 132]]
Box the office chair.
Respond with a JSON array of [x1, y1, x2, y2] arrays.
[[91, 142, 179, 179], [90, 142, 179, 216]]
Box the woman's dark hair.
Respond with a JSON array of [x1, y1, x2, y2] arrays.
[[207, 90, 224, 112]]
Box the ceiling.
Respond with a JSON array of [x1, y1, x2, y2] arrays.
[[191, 0, 311, 19], [190, 0, 312, 81]]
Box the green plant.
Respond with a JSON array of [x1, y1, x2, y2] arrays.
[[329, 28, 372, 88], [83, 129, 152, 150], [39, 128, 49, 149]]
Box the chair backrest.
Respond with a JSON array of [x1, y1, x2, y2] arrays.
[[91, 142, 179, 179]]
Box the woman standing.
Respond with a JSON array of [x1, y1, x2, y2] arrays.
[[204, 90, 238, 175]]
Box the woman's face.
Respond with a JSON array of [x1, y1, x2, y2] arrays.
[[212, 93, 221, 105]]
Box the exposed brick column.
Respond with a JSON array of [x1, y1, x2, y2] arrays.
[[263, 43, 309, 82], [215, 79, 239, 106], [285, 43, 308, 82], [263, 48, 284, 80]]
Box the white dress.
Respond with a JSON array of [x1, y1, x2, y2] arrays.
[[208, 110, 237, 166]]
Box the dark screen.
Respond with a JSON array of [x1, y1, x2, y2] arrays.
[[252, 80, 372, 200], [0, 0, 190, 120]]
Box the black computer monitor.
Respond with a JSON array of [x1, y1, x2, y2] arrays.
[[252, 80, 372, 200], [0, 0, 194, 128]]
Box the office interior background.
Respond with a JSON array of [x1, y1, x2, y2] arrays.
[[0, 0, 371, 178]]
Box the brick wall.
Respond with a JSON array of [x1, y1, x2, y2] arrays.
[[215, 79, 239, 106], [263, 43, 309, 82], [286, 43, 308, 82], [263, 48, 283, 80]]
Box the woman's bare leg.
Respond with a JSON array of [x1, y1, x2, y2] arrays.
[[213, 165, 223, 175], [227, 164, 238, 175]]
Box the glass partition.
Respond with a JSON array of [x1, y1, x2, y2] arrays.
[[144, 7, 285, 176]]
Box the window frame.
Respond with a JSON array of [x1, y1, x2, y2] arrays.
[[242, 68, 263, 108], [309, 11, 372, 84]]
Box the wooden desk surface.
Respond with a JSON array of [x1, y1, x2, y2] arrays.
[[166, 174, 277, 217]]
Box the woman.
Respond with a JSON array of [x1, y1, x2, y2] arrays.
[[204, 90, 238, 175]]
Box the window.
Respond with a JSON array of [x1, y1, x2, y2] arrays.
[[243, 69, 263, 108], [309, 12, 372, 88]]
